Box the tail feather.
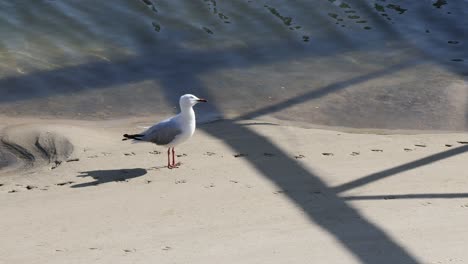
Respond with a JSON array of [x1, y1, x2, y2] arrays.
[[122, 133, 144, 141]]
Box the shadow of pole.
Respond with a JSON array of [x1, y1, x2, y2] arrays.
[[234, 59, 420, 121], [333, 144, 468, 194], [343, 193, 468, 201], [201, 121, 420, 263]]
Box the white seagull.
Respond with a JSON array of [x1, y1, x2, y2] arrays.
[[122, 94, 207, 169]]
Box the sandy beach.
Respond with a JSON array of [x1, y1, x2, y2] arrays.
[[1, 116, 468, 264], [1, 1, 467, 263]]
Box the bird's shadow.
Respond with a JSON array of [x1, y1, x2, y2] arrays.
[[71, 168, 147, 188]]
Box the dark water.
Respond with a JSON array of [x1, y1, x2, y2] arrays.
[[0, 0, 466, 130]]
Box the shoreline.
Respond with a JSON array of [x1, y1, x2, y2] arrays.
[[1, 113, 466, 136]]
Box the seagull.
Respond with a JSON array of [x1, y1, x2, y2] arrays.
[[122, 94, 207, 169]]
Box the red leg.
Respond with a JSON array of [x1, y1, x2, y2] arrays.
[[172, 148, 176, 167], [167, 148, 172, 168]]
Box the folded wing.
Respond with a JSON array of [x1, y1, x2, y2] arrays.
[[142, 119, 182, 145]]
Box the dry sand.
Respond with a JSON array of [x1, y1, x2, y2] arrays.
[[1, 116, 468, 264]]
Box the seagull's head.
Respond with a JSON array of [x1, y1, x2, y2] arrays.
[[180, 94, 207, 108]]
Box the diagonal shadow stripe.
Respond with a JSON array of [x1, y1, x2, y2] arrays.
[[333, 144, 468, 194], [201, 120, 420, 264], [342, 193, 468, 201], [234, 60, 420, 121]]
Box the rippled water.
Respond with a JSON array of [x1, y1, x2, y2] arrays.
[[0, 0, 466, 130]]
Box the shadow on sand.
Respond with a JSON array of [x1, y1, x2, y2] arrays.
[[71, 168, 147, 188], [2, 2, 467, 263]]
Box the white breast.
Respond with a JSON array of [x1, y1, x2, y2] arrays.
[[167, 112, 196, 147]]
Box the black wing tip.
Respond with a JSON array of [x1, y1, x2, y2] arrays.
[[122, 133, 144, 141]]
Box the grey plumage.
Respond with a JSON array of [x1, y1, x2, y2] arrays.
[[122, 94, 207, 169], [140, 119, 182, 145]]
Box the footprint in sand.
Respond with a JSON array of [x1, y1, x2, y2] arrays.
[[234, 153, 247, 158], [414, 144, 427, 148], [322, 152, 334, 156], [66, 158, 80, 162], [124, 152, 136, 156], [205, 183, 215, 188], [404, 148, 413, 152], [149, 150, 161, 155], [51, 160, 62, 170], [56, 181, 75, 186], [8, 189, 18, 193], [161, 246, 172, 251], [147, 166, 163, 171], [371, 149, 383, 152], [445, 144, 453, 147], [115, 178, 129, 182], [457, 141, 468, 144], [204, 152, 216, 156], [350, 152, 360, 156], [26, 185, 37, 190], [176, 153, 187, 157], [273, 190, 286, 194], [175, 179, 187, 184], [294, 154, 305, 159]]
